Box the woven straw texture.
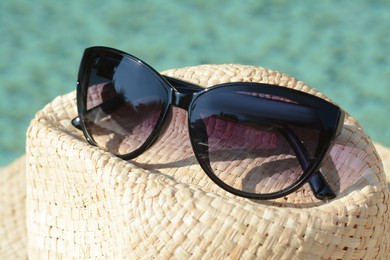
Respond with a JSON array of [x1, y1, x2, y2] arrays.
[[20, 64, 389, 259], [0, 155, 27, 259]]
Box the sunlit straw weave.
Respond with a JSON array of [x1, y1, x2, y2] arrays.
[[0, 155, 27, 258], [1, 64, 389, 259]]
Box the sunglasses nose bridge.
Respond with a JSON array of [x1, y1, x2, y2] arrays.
[[172, 91, 193, 111]]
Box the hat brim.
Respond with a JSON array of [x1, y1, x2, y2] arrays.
[[1, 144, 389, 258]]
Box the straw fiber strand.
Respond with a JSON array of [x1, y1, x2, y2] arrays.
[[25, 64, 389, 259]]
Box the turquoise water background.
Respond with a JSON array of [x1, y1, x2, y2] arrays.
[[1, 0, 389, 166]]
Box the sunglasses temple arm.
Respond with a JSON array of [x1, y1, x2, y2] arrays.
[[71, 116, 82, 130], [280, 127, 336, 200], [308, 171, 335, 200], [71, 93, 127, 131]]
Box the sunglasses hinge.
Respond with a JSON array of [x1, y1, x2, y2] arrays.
[[172, 91, 193, 110]]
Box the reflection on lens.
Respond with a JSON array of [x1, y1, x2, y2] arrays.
[[83, 55, 167, 156], [190, 87, 320, 195]]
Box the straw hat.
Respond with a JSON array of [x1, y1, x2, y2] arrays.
[[1, 64, 390, 259]]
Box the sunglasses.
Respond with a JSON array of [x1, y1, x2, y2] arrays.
[[72, 46, 345, 200]]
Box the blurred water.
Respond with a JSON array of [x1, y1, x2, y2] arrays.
[[0, 0, 389, 166]]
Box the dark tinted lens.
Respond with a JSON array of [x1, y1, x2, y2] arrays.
[[83, 54, 168, 155], [189, 88, 321, 195]]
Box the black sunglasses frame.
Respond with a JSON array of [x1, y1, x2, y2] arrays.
[[73, 46, 345, 201]]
